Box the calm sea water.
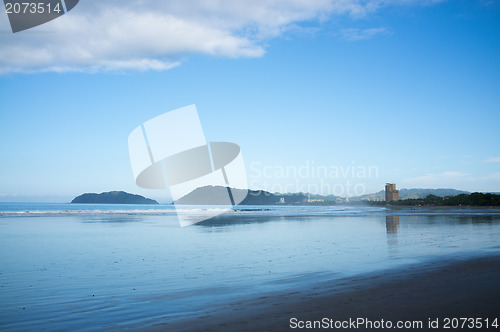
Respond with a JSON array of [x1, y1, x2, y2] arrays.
[[1, 203, 500, 330]]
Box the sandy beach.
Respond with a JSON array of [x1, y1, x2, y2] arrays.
[[145, 255, 500, 331]]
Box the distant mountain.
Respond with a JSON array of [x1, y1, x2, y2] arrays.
[[400, 188, 469, 199], [353, 188, 470, 201], [174, 186, 312, 205], [71, 191, 158, 204], [174, 186, 472, 205], [173, 186, 243, 205], [354, 190, 385, 202], [242, 190, 308, 205]]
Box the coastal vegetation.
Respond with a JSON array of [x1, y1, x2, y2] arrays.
[[384, 193, 500, 207]]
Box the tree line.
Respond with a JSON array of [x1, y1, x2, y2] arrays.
[[384, 193, 500, 206]]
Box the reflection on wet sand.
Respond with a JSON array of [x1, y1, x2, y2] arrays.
[[386, 215, 400, 251], [386, 215, 400, 235]]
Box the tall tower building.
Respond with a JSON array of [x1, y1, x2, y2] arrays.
[[385, 183, 399, 203]]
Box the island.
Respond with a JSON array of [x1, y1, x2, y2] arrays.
[[71, 191, 158, 204]]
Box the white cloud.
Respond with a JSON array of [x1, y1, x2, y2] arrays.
[[484, 157, 500, 163], [338, 27, 388, 40], [440, 171, 469, 178], [0, 0, 446, 73]]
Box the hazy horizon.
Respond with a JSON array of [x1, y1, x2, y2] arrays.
[[0, 186, 497, 204]]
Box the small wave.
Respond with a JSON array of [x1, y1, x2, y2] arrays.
[[0, 209, 178, 216], [0, 207, 239, 217], [174, 208, 230, 214], [0, 205, 391, 217]]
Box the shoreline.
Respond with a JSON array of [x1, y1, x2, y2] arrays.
[[141, 254, 500, 331]]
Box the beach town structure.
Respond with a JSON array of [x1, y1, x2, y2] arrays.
[[385, 183, 400, 203], [336, 197, 349, 204]]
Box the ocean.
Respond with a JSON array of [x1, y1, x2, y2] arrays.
[[1, 203, 500, 330]]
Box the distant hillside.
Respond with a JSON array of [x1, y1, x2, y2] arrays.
[[399, 188, 470, 199], [242, 190, 308, 205], [354, 188, 470, 201], [174, 186, 244, 205], [174, 186, 475, 205], [174, 186, 312, 205], [354, 190, 385, 202], [71, 191, 158, 204]]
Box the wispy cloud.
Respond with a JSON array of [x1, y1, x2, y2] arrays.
[[485, 173, 500, 181], [402, 171, 472, 188], [338, 27, 388, 41], [0, 0, 446, 73], [484, 157, 500, 163], [479, 0, 496, 6]]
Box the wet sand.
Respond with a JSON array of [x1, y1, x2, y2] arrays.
[[142, 255, 500, 331]]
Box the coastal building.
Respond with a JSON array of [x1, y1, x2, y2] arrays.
[[336, 197, 349, 204], [385, 183, 400, 203], [307, 198, 324, 203]]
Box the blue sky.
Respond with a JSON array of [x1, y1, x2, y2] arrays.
[[1, 0, 499, 202]]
